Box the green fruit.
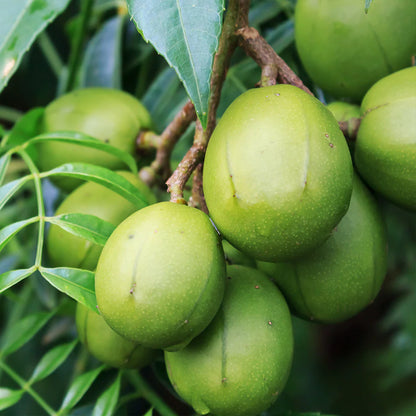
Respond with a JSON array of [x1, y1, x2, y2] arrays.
[[258, 175, 387, 323], [37, 88, 152, 191], [76, 303, 158, 368], [95, 202, 226, 350], [203, 84, 353, 262], [327, 102, 361, 123], [355, 66, 416, 210], [222, 240, 256, 268], [165, 265, 293, 416], [47, 171, 156, 270], [295, 0, 416, 101]]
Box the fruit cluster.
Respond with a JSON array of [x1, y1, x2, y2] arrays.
[[45, 51, 415, 416]]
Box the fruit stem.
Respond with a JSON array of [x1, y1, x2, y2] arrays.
[[338, 117, 361, 142]]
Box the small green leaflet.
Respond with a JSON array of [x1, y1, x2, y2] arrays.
[[0, 388, 23, 411], [0, 153, 11, 186], [0, 267, 36, 294], [39, 267, 97, 312], [365, 0, 374, 13], [0, 175, 32, 211], [92, 372, 121, 416], [0, 0, 71, 93], [0, 217, 38, 254], [127, 0, 225, 128]]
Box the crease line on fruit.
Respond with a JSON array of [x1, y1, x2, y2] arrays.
[[301, 102, 311, 196], [293, 263, 314, 320], [221, 306, 228, 385], [225, 138, 239, 202], [367, 21, 393, 73], [129, 234, 152, 296]]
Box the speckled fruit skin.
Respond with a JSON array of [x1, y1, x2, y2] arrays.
[[257, 175, 387, 323], [47, 171, 156, 270], [164, 265, 293, 416], [295, 0, 416, 101], [203, 84, 353, 262], [222, 240, 256, 268], [76, 303, 158, 368], [327, 102, 361, 123], [37, 88, 152, 191], [95, 202, 226, 350], [355, 67, 416, 210]]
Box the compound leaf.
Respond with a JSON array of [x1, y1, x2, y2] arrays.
[[0, 175, 32, 211], [0, 266, 36, 294], [127, 0, 224, 128], [0, 217, 38, 254], [92, 372, 121, 416]]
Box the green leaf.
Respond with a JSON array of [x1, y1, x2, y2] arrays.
[[127, 0, 225, 128], [0, 0, 71, 93], [60, 366, 104, 411], [0, 388, 23, 411], [0, 217, 38, 254], [0, 175, 32, 211], [0, 267, 36, 293], [30, 340, 77, 383], [0, 153, 11, 186], [80, 15, 124, 89], [92, 372, 121, 416], [42, 163, 147, 209], [365, 0, 374, 13], [27, 131, 138, 174], [3, 108, 44, 148], [48, 213, 115, 246], [39, 267, 97, 312], [1, 310, 54, 357], [143, 409, 153, 416]]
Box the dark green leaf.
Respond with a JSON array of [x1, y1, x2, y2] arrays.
[[0, 175, 32, 211], [42, 163, 147, 209], [0, 267, 36, 293], [30, 340, 78, 383], [0, 217, 38, 254], [0, 0, 71, 93], [60, 366, 105, 411], [0, 388, 23, 411], [39, 267, 97, 312], [1, 310, 54, 357], [48, 213, 115, 246], [127, 0, 225, 128], [80, 15, 124, 88], [92, 372, 121, 416], [0, 153, 11, 186], [365, 0, 374, 13], [27, 131, 138, 174]]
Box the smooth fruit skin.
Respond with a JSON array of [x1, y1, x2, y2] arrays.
[[354, 67, 416, 210], [47, 171, 156, 270], [222, 240, 256, 268], [295, 0, 416, 101], [327, 102, 361, 123], [165, 265, 293, 416], [203, 84, 353, 262], [76, 303, 158, 368], [37, 88, 152, 191], [257, 175, 387, 323], [95, 202, 226, 350]]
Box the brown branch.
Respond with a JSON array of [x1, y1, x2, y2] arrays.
[[166, 0, 246, 204], [338, 117, 361, 142], [188, 163, 208, 213], [237, 26, 313, 95], [138, 101, 196, 187]]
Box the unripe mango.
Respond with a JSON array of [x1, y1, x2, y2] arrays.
[[47, 171, 156, 270], [37, 88, 152, 191], [258, 175, 387, 323], [95, 202, 226, 350], [295, 0, 416, 101], [165, 265, 293, 416], [203, 84, 353, 262], [327, 102, 361, 123], [76, 303, 158, 368], [355, 66, 416, 210]]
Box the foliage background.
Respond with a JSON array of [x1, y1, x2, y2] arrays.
[[0, 0, 416, 415]]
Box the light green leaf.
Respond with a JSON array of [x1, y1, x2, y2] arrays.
[[92, 372, 121, 416], [0, 153, 11, 186], [39, 267, 97, 312], [365, 0, 374, 13], [1, 310, 54, 357], [27, 131, 138, 174], [0, 175, 32, 211], [143, 409, 153, 416], [127, 0, 225, 128], [0, 0, 71, 93], [0, 267, 36, 294], [0, 388, 23, 411], [80, 15, 124, 89], [42, 163, 147, 209], [60, 366, 104, 411], [48, 213, 115, 246], [0, 217, 38, 254], [30, 340, 78, 383]]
